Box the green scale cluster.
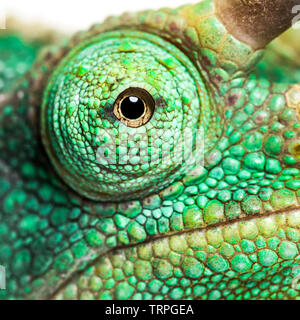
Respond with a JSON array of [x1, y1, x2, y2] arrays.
[[54, 210, 300, 300], [0, 0, 299, 300], [0, 34, 41, 93]]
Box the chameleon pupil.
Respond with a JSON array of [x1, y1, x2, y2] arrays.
[[120, 96, 145, 120], [113, 87, 155, 128]]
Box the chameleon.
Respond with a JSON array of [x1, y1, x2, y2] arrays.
[[0, 0, 299, 300]]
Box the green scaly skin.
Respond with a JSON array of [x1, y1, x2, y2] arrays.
[[0, 0, 299, 300]]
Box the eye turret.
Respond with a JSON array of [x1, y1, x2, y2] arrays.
[[41, 30, 213, 201]]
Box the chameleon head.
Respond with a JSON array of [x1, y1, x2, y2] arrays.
[[41, 30, 212, 201], [1, 0, 300, 300]]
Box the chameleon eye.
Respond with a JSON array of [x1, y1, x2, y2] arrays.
[[41, 30, 212, 201]]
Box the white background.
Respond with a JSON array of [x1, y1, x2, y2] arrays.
[[4, 0, 199, 33]]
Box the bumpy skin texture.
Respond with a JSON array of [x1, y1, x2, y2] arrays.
[[0, 0, 299, 300]]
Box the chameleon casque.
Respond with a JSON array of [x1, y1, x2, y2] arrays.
[[0, 0, 300, 300]]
